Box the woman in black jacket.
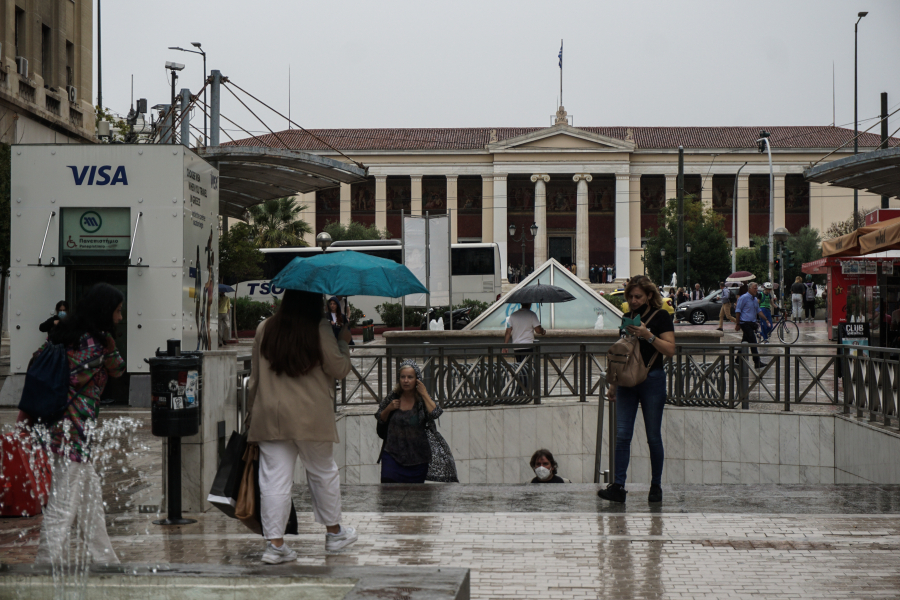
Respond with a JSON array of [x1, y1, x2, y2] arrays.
[[39, 301, 68, 333]]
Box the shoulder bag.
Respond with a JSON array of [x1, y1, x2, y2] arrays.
[[606, 308, 661, 388]]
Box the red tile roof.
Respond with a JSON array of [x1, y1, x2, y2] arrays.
[[224, 126, 899, 152]]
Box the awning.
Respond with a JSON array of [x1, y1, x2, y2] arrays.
[[821, 217, 900, 257], [804, 146, 900, 199], [198, 146, 368, 219], [860, 217, 900, 254]]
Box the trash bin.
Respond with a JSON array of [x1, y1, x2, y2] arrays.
[[361, 319, 375, 343], [148, 339, 200, 525], [150, 339, 201, 438]]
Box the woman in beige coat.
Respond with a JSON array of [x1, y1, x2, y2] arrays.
[[247, 290, 357, 563]]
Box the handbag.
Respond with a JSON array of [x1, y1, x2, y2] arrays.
[[207, 430, 248, 518], [0, 432, 52, 517], [606, 308, 661, 388], [425, 420, 458, 483], [235, 442, 298, 536]]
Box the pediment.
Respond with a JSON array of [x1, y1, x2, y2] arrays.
[[486, 124, 635, 152]]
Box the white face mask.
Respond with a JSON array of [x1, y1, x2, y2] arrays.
[[534, 466, 552, 480]]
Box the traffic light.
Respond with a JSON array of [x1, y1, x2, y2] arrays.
[[774, 258, 781, 272], [785, 249, 797, 269], [759, 244, 768, 262]]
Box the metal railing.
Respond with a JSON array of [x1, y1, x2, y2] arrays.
[[234, 341, 900, 431]]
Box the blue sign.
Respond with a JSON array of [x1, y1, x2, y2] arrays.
[[67, 165, 128, 186]]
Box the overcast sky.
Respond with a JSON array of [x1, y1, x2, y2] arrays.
[[96, 0, 900, 139]]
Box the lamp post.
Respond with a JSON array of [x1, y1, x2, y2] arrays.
[[685, 243, 692, 291], [854, 11, 868, 229], [660, 248, 666, 286], [169, 43, 207, 146], [732, 162, 747, 272], [773, 227, 790, 310], [756, 130, 774, 286], [316, 231, 333, 253], [509, 222, 538, 278]]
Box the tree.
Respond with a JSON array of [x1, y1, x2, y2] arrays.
[[323, 220, 390, 241], [246, 197, 312, 248], [734, 235, 769, 281], [219, 222, 264, 284], [94, 105, 129, 140], [824, 208, 876, 239], [782, 226, 823, 287], [643, 196, 731, 292]]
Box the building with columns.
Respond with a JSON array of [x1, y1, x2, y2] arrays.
[[228, 108, 898, 282]]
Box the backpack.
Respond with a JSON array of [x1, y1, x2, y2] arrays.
[[606, 309, 661, 388], [805, 283, 816, 301], [19, 343, 102, 424]]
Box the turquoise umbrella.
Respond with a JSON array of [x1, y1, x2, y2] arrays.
[[270, 250, 429, 297]]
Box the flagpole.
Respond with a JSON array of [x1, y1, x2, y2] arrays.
[[559, 39, 563, 107]]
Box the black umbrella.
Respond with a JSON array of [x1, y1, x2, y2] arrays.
[[504, 284, 575, 305]]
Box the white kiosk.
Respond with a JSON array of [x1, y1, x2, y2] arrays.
[[8, 144, 220, 402]]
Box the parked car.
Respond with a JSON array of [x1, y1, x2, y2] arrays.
[[607, 289, 675, 316], [674, 289, 729, 325]]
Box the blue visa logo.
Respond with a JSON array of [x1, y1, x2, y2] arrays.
[[67, 165, 128, 186]]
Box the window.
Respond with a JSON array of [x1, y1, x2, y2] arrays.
[[65, 41, 74, 86], [452, 247, 494, 276], [41, 25, 51, 81], [15, 7, 25, 57]]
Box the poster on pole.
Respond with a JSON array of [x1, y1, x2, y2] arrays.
[[403, 215, 449, 306]]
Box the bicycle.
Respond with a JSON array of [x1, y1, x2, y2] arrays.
[[756, 310, 799, 344]]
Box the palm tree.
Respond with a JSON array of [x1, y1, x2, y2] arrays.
[[246, 197, 313, 248]]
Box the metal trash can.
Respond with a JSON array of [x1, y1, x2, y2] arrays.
[[148, 339, 200, 525], [150, 339, 201, 438], [361, 319, 375, 343]]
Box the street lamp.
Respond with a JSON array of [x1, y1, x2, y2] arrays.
[[316, 231, 333, 252], [509, 222, 538, 277], [757, 130, 774, 286], [685, 243, 692, 290], [854, 11, 868, 229], [773, 227, 790, 309], [169, 42, 207, 146], [660, 248, 666, 285]]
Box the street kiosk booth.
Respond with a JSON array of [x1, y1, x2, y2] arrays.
[[802, 256, 883, 343], [9, 145, 220, 400]]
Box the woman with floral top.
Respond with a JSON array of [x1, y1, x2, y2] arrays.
[[33, 283, 125, 565]]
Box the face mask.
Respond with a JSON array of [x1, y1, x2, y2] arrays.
[[58, 311, 66, 318], [534, 466, 551, 480]]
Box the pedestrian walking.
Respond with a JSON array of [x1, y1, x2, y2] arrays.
[[375, 360, 457, 483], [246, 290, 357, 563], [503, 303, 546, 392], [218, 291, 231, 346], [34, 283, 126, 566], [758, 283, 774, 342], [790, 276, 806, 322], [716, 283, 736, 331], [600, 265, 606, 283], [676, 287, 688, 306], [38, 300, 68, 334], [690, 283, 703, 301], [598, 276, 675, 504], [735, 282, 770, 369], [804, 276, 817, 323]]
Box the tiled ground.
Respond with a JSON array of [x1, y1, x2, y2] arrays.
[[3, 484, 900, 599]]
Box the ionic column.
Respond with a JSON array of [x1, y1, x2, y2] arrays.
[[299, 192, 316, 245], [492, 174, 509, 280], [411, 175, 423, 216], [629, 174, 642, 278], [737, 174, 750, 247], [340, 183, 351, 226], [446, 175, 458, 243], [573, 174, 592, 279], [481, 175, 494, 242], [615, 174, 631, 281], [531, 174, 550, 266], [665, 174, 677, 203], [375, 175, 387, 232], [701, 176, 713, 209], [774, 174, 786, 231]]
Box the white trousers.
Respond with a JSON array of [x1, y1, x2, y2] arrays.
[[257, 439, 342, 539], [791, 294, 803, 319], [35, 456, 118, 565]]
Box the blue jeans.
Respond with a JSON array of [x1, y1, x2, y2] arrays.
[[760, 307, 773, 340], [614, 369, 666, 486]]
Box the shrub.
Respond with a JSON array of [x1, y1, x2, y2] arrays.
[[455, 298, 491, 320], [347, 303, 365, 328], [235, 297, 276, 331], [375, 302, 425, 327]]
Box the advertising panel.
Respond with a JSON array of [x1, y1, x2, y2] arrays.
[[182, 152, 219, 352], [60, 207, 130, 255]]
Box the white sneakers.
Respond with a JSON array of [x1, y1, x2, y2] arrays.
[[325, 525, 359, 552], [261, 541, 298, 564]]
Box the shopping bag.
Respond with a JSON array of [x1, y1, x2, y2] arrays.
[[207, 431, 247, 518], [235, 443, 298, 537], [0, 432, 52, 517]]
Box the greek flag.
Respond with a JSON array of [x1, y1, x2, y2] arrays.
[[558, 42, 563, 68]]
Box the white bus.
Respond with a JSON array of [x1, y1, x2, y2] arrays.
[[237, 241, 502, 324]]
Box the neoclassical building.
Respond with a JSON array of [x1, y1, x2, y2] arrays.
[[229, 108, 897, 281]]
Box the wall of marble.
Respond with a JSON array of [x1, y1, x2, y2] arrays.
[[834, 416, 900, 484], [325, 403, 841, 485]]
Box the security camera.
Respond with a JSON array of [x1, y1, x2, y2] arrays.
[[165, 62, 185, 71]]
